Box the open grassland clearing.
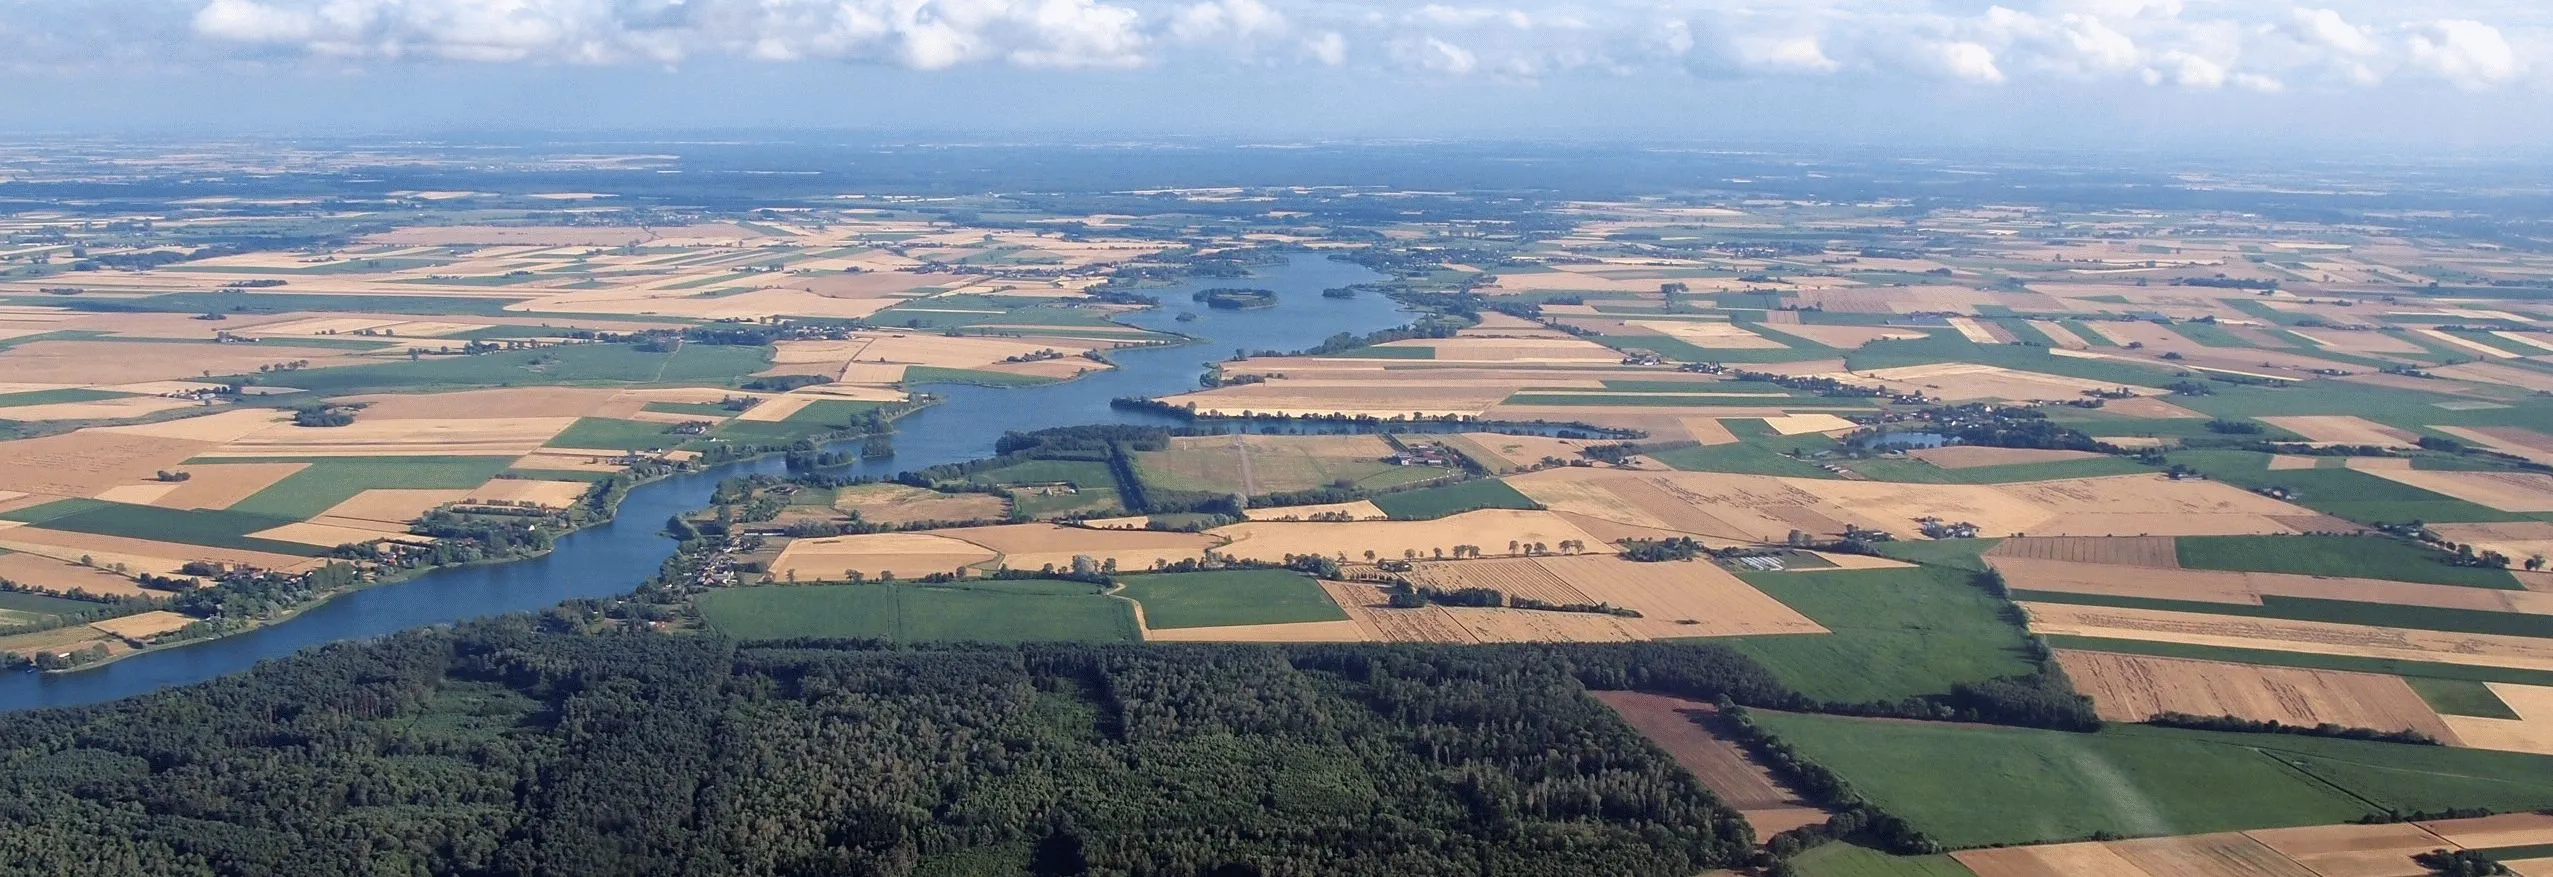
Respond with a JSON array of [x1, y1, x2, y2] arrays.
[[1752, 711, 2553, 850], [1731, 564, 2034, 702], [1114, 569, 1348, 630], [2053, 649, 2458, 739], [698, 581, 1140, 644], [1592, 692, 1832, 839]]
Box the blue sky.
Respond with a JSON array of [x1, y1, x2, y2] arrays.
[[3, 0, 2548, 150]]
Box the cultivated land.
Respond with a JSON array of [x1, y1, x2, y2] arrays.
[[30, 149, 2553, 875]]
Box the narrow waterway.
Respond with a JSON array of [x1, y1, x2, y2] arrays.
[[0, 256, 1396, 712]]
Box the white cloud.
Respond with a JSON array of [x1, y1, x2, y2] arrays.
[[1392, 35, 1476, 75], [1733, 34, 1834, 74], [1934, 41, 2005, 84], [2405, 19, 2520, 89], [1303, 30, 1344, 65], [1170, 0, 1284, 44]]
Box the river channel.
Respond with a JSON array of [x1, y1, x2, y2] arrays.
[[0, 256, 1397, 712]]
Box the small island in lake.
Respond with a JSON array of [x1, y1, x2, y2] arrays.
[[1191, 287, 1277, 309]]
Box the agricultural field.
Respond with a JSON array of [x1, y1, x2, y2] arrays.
[[1115, 569, 1349, 630], [698, 580, 1141, 643]]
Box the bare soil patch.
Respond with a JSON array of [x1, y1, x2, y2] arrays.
[[1591, 691, 1829, 840], [1988, 536, 2180, 567]]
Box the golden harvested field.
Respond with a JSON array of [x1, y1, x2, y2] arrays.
[[0, 523, 319, 577], [199, 416, 577, 458], [465, 479, 591, 509], [2419, 329, 2520, 359], [1401, 555, 1823, 638], [251, 521, 414, 549], [316, 490, 474, 526], [2096, 396, 2207, 419], [0, 396, 206, 422], [1590, 692, 1829, 839], [1677, 417, 1741, 445], [94, 408, 292, 442], [769, 532, 1000, 581], [0, 551, 155, 597], [146, 462, 311, 510], [2267, 454, 2322, 470], [2438, 683, 2553, 756], [2258, 416, 2419, 446], [2053, 650, 2455, 739], [833, 484, 1008, 525], [2029, 320, 2091, 348], [1210, 510, 1606, 564], [0, 340, 354, 385], [0, 431, 211, 499], [2417, 812, 2553, 849], [2247, 822, 2462, 877], [2430, 522, 2553, 569], [1625, 319, 1789, 349], [2355, 467, 2553, 512], [342, 387, 630, 420], [1241, 500, 1388, 521], [1142, 619, 1369, 642], [1995, 556, 2553, 612], [2019, 602, 2553, 672], [2433, 362, 2553, 394], [365, 223, 771, 246], [1315, 579, 1645, 643], [2433, 426, 2553, 465], [1760, 413, 1857, 435], [1750, 322, 1931, 348], [1444, 432, 1600, 471], [935, 523, 1214, 573], [1507, 468, 2318, 544], [1987, 536, 2181, 567], [89, 610, 199, 641], [1818, 362, 2158, 402], [1955, 833, 2317, 877], [1906, 446, 2106, 469]]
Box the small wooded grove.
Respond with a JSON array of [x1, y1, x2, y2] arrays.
[[0, 624, 1794, 877]]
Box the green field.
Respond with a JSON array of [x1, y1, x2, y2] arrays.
[[1751, 712, 2553, 849], [1370, 478, 1541, 519], [639, 401, 739, 418], [237, 342, 771, 393], [968, 459, 1118, 488], [0, 388, 128, 408], [1650, 418, 1846, 478], [1132, 440, 1446, 496], [223, 457, 516, 520], [1789, 843, 1977, 877], [0, 499, 321, 556], [2168, 450, 2516, 523], [1726, 566, 2035, 703], [2174, 534, 2521, 589], [2406, 677, 2520, 719], [698, 581, 1140, 643], [1115, 570, 1349, 629], [902, 366, 1059, 387], [546, 417, 686, 451], [0, 587, 115, 624]]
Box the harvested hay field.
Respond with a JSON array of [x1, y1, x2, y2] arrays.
[[2258, 416, 2420, 446], [832, 484, 1008, 525], [2354, 468, 2553, 513], [1315, 579, 1644, 643], [0, 552, 154, 597], [1988, 536, 2180, 567], [89, 610, 198, 641], [1400, 554, 1823, 638], [2439, 683, 2553, 756], [1444, 433, 1602, 472], [2019, 602, 2553, 672], [2430, 522, 2553, 570], [94, 409, 291, 442], [0, 432, 212, 499], [1624, 320, 1789, 349], [200, 416, 578, 458], [2416, 812, 2553, 849], [1141, 619, 1368, 642], [0, 396, 205, 422], [1209, 509, 1605, 564], [1908, 446, 2107, 469], [1241, 500, 1388, 522], [2097, 396, 2208, 419], [1824, 362, 2159, 402], [1590, 692, 1829, 839], [340, 387, 627, 420], [0, 524, 318, 578], [1749, 322, 1930, 348], [317, 490, 475, 526], [464, 479, 590, 508], [2053, 650, 2456, 740], [145, 462, 311, 511], [1954, 832, 2317, 877], [2267, 454, 2322, 470], [769, 532, 1000, 581], [1994, 556, 2553, 613], [0, 340, 352, 385], [2247, 822, 2462, 877], [1760, 413, 1857, 435], [936, 523, 1213, 573], [1507, 468, 2318, 544]]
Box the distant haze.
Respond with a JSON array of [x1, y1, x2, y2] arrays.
[[1, 1, 2549, 152]]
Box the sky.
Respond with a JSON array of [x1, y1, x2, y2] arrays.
[[3, 0, 2550, 151]]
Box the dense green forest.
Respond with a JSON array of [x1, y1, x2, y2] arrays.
[[0, 621, 1775, 877]]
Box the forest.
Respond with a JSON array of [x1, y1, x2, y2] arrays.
[[0, 621, 1775, 877]]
